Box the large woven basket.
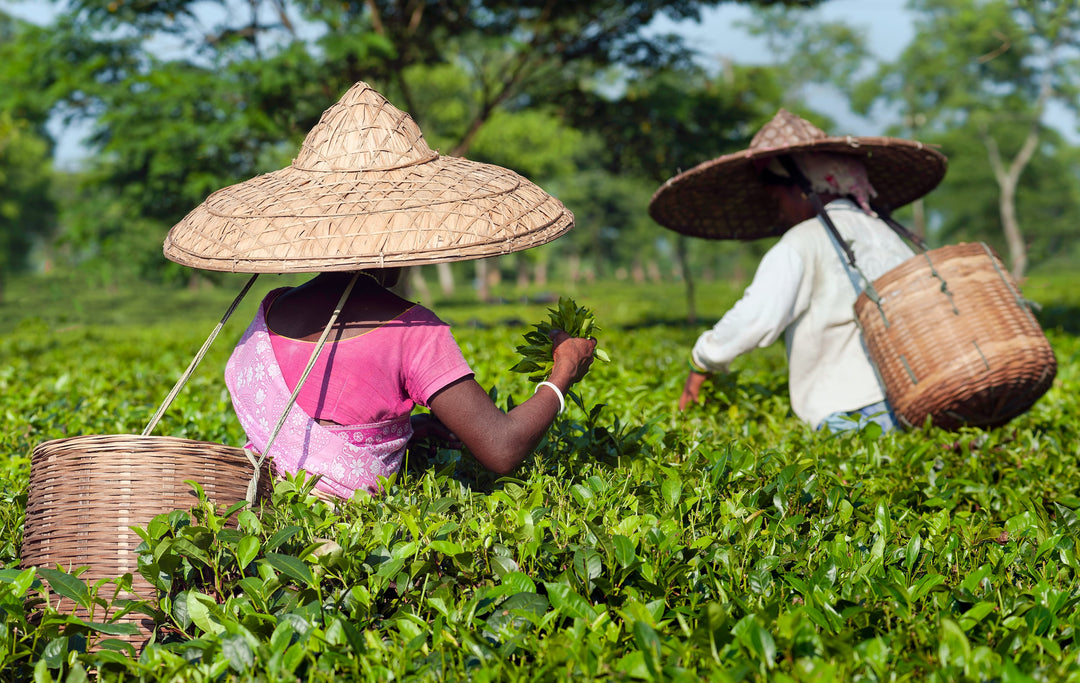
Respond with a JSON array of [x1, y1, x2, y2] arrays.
[[21, 434, 272, 646], [855, 242, 1056, 430]]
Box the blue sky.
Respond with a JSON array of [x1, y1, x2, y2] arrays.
[[652, 0, 915, 136], [661, 0, 913, 66]]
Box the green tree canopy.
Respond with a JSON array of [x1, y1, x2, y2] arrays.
[[0, 111, 56, 290], [1, 0, 824, 285], [852, 0, 1080, 277]]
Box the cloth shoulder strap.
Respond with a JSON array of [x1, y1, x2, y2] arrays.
[[818, 214, 865, 295]]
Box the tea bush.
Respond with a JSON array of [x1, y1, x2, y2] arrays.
[[1, 278, 1078, 681]]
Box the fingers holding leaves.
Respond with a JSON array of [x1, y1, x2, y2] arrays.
[[510, 297, 609, 382]]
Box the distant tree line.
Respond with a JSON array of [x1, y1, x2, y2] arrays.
[[1, 0, 1078, 302]]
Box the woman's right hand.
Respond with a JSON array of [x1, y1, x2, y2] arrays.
[[550, 330, 597, 387], [425, 330, 596, 477]]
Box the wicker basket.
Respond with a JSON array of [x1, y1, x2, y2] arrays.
[[854, 242, 1056, 430], [21, 434, 272, 646]]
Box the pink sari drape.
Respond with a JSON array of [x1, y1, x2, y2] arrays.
[[224, 297, 411, 499]]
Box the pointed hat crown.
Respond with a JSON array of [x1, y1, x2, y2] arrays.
[[164, 82, 574, 272]]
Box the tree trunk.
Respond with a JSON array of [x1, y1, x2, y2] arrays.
[[435, 262, 455, 296], [979, 68, 1050, 280], [408, 266, 431, 302], [646, 259, 662, 282], [533, 260, 548, 287], [980, 124, 1039, 280], [912, 198, 926, 240], [675, 236, 697, 324], [516, 256, 530, 288], [999, 180, 1027, 280], [568, 254, 581, 284], [475, 258, 490, 302]]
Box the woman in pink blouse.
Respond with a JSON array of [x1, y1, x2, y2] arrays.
[[225, 269, 596, 500], [164, 81, 591, 499]]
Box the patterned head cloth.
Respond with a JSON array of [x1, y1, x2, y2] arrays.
[[767, 152, 880, 216]]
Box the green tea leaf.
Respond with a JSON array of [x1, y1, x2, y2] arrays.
[[236, 535, 259, 570], [429, 540, 464, 556], [187, 591, 225, 635], [85, 621, 141, 636], [37, 568, 91, 610], [501, 571, 536, 594], [265, 526, 302, 552], [613, 535, 637, 569], [264, 552, 315, 586], [544, 582, 597, 621]]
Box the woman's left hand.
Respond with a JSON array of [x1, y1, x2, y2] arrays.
[[678, 370, 708, 411]]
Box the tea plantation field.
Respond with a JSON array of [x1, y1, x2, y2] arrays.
[[1, 273, 1079, 681]]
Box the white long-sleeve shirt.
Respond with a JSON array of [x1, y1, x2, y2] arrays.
[[691, 199, 915, 427]]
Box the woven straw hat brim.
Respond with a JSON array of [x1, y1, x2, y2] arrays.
[[163, 81, 573, 273], [164, 157, 572, 273], [648, 135, 947, 241]]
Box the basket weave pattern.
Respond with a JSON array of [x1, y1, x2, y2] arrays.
[[163, 82, 573, 272], [855, 243, 1057, 430], [649, 108, 947, 241], [650, 140, 945, 241], [22, 434, 272, 644]]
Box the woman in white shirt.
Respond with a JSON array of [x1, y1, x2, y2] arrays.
[[649, 109, 947, 432]]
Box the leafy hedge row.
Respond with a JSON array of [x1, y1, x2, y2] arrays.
[[1, 290, 1078, 681]]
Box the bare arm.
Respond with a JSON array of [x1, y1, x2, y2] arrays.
[[427, 332, 595, 475], [678, 369, 709, 411]]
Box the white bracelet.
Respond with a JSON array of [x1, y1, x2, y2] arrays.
[[535, 381, 566, 415]]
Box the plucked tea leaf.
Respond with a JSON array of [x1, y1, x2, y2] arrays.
[[511, 296, 608, 382]]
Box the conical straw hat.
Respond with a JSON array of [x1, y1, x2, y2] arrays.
[[648, 109, 947, 240], [163, 82, 574, 273]]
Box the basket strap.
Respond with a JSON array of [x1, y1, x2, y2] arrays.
[[778, 156, 896, 399], [245, 272, 361, 504], [142, 274, 260, 436], [873, 205, 928, 252], [982, 242, 1041, 327]]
